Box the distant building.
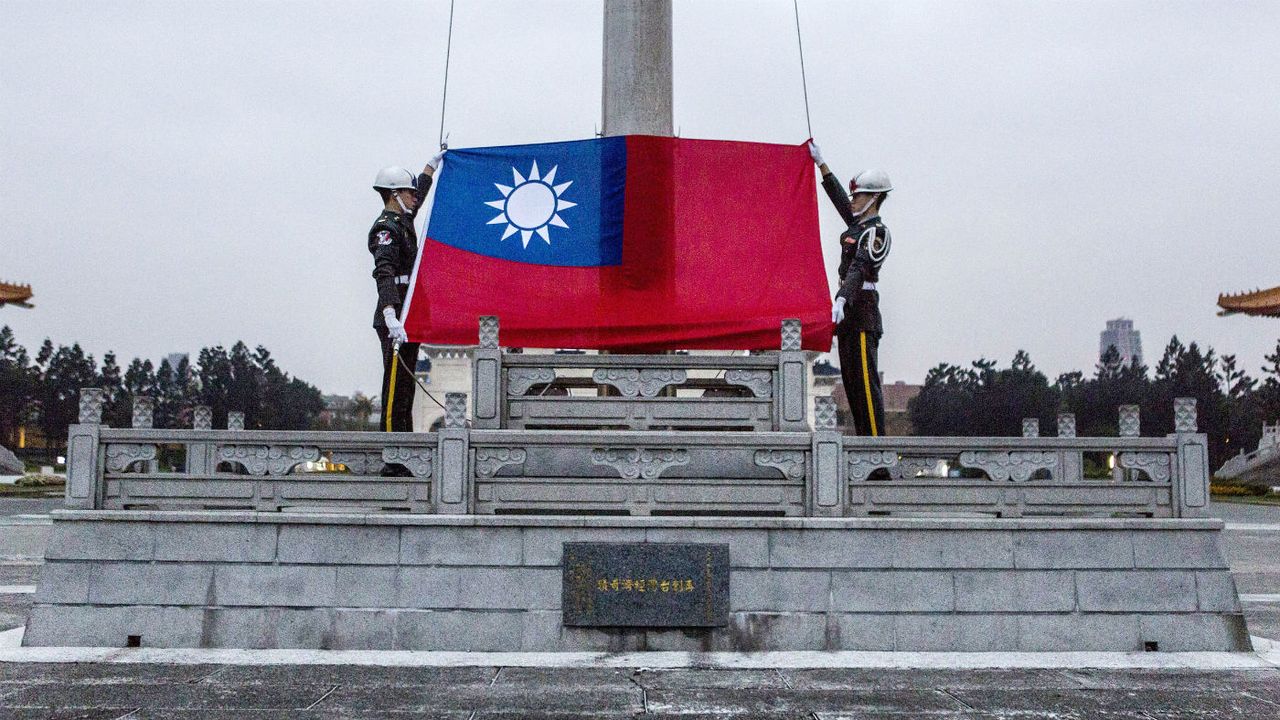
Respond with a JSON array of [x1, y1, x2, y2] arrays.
[[1100, 318, 1143, 368], [319, 395, 352, 426], [882, 379, 923, 436], [831, 372, 922, 436], [164, 352, 189, 371], [412, 346, 474, 431]]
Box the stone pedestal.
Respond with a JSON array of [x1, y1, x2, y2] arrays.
[[26, 511, 1249, 652]]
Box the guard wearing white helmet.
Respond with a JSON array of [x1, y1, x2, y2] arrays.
[[809, 141, 892, 437], [370, 150, 444, 442]]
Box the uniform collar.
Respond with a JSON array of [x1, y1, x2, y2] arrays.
[[381, 209, 410, 225]]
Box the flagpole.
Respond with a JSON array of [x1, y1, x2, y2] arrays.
[[601, 0, 672, 137], [600, 1, 674, 387]]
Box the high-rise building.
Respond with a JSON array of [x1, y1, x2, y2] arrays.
[[1100, 318, 1143, 368]]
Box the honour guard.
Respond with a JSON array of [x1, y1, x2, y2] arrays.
[[370, 150, 444, 435], [809, 141, 892, 436]]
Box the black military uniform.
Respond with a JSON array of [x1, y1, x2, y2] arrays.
[[370, 172, 432, 433], [821, 171, 891, 437]]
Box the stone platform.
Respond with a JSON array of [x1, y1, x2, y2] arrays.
[[28, 322, 1247, 653], [24, 511, 1249, 652]]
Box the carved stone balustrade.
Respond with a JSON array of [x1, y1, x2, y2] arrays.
[[472, 318, 810, 432], [64, 390, 1210, 519]]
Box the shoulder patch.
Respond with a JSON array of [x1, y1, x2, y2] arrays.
[[376, 230, 393, 246]]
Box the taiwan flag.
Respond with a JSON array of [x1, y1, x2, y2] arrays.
[[402, 135, 833, 351]]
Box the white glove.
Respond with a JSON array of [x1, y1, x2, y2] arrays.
[[832, 297, 846, 325], [383, 307, 408, 346], [428, 148, 447, 170], [808, 141, 824, 166]]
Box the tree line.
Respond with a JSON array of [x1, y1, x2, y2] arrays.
[[908, 336, 1280, 471], [0, 326, 333, 459]]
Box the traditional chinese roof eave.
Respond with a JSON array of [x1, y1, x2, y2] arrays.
[[0, 281, 34, 308], [1217, 285, 1280, 318]]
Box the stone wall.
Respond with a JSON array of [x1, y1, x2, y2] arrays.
[[25, 511, 1250, 652]]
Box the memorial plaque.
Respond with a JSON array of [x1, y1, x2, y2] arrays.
[[562, 542, 729, 627]]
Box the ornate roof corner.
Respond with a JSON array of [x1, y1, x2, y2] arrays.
[[0, 281, 34, 308], [1217, 284, 1280, 317]]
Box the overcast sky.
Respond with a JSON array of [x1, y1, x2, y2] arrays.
[[3, 0, 1278, 397]]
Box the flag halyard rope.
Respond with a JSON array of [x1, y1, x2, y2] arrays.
[[438, 0, 456, 149], [793, 0, 813, 139]]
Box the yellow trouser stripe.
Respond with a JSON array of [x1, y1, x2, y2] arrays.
[[860, 332, 879, 437], [385, 354, 398, 432]]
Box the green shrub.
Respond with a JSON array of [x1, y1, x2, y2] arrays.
[[15, 474, 63, 487], [1211, 482, 1269, 497]]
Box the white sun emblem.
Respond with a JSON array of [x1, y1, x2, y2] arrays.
[[484, 160, 577, 248]]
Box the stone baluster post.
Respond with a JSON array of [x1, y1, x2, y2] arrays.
[[1115, 405, 1140, 481], [186, 405, 216, 475], [435, 392, 471, 513], [132, 395, 159, 473], [65, 388, 104, 509], [1118, 405, 1140, 437], [777, 319, 809, 432], [810, 396, 845, 517], [79, 388, 105, 425], [1057, 413, 1076, 438], [472, 316, 502, 429], [1056, 412, 1082, 481], [131, 396, 154, 429], [1022, 418, 1040, 438], [1171, 397, 1208, 517], [227, 411, 245, 431]]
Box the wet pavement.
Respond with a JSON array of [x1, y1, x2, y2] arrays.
[[0, 663, 1277, 718]]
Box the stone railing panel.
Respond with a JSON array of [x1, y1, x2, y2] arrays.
[[506, 368, 557, 396], [1118, 451, 1172, 483], [724, 369, 773, 399], [382, 446, 434, 479], [104, 443, 157, 474], [216, 445, 320, 476], [67, 389, 1206, 520], [958, 450, 1057, 482], [485, 319, 801, 432]]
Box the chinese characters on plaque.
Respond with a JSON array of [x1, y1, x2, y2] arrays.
[[595, 577, 697, 593], [562, 542, 729, 628]]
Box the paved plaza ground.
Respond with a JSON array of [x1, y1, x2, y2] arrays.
[[0, 499, 1276, 718], [0, 663, 1278, 718]]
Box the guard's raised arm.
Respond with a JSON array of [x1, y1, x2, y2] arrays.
[[810, 141, 856, 226]]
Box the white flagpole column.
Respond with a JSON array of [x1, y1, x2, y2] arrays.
[[602, 0, 673, 137], [600, 0, 673, 388]]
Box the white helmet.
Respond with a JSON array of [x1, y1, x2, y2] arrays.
[[851, 169, 893, 194], [372, 166, 417, 191]]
